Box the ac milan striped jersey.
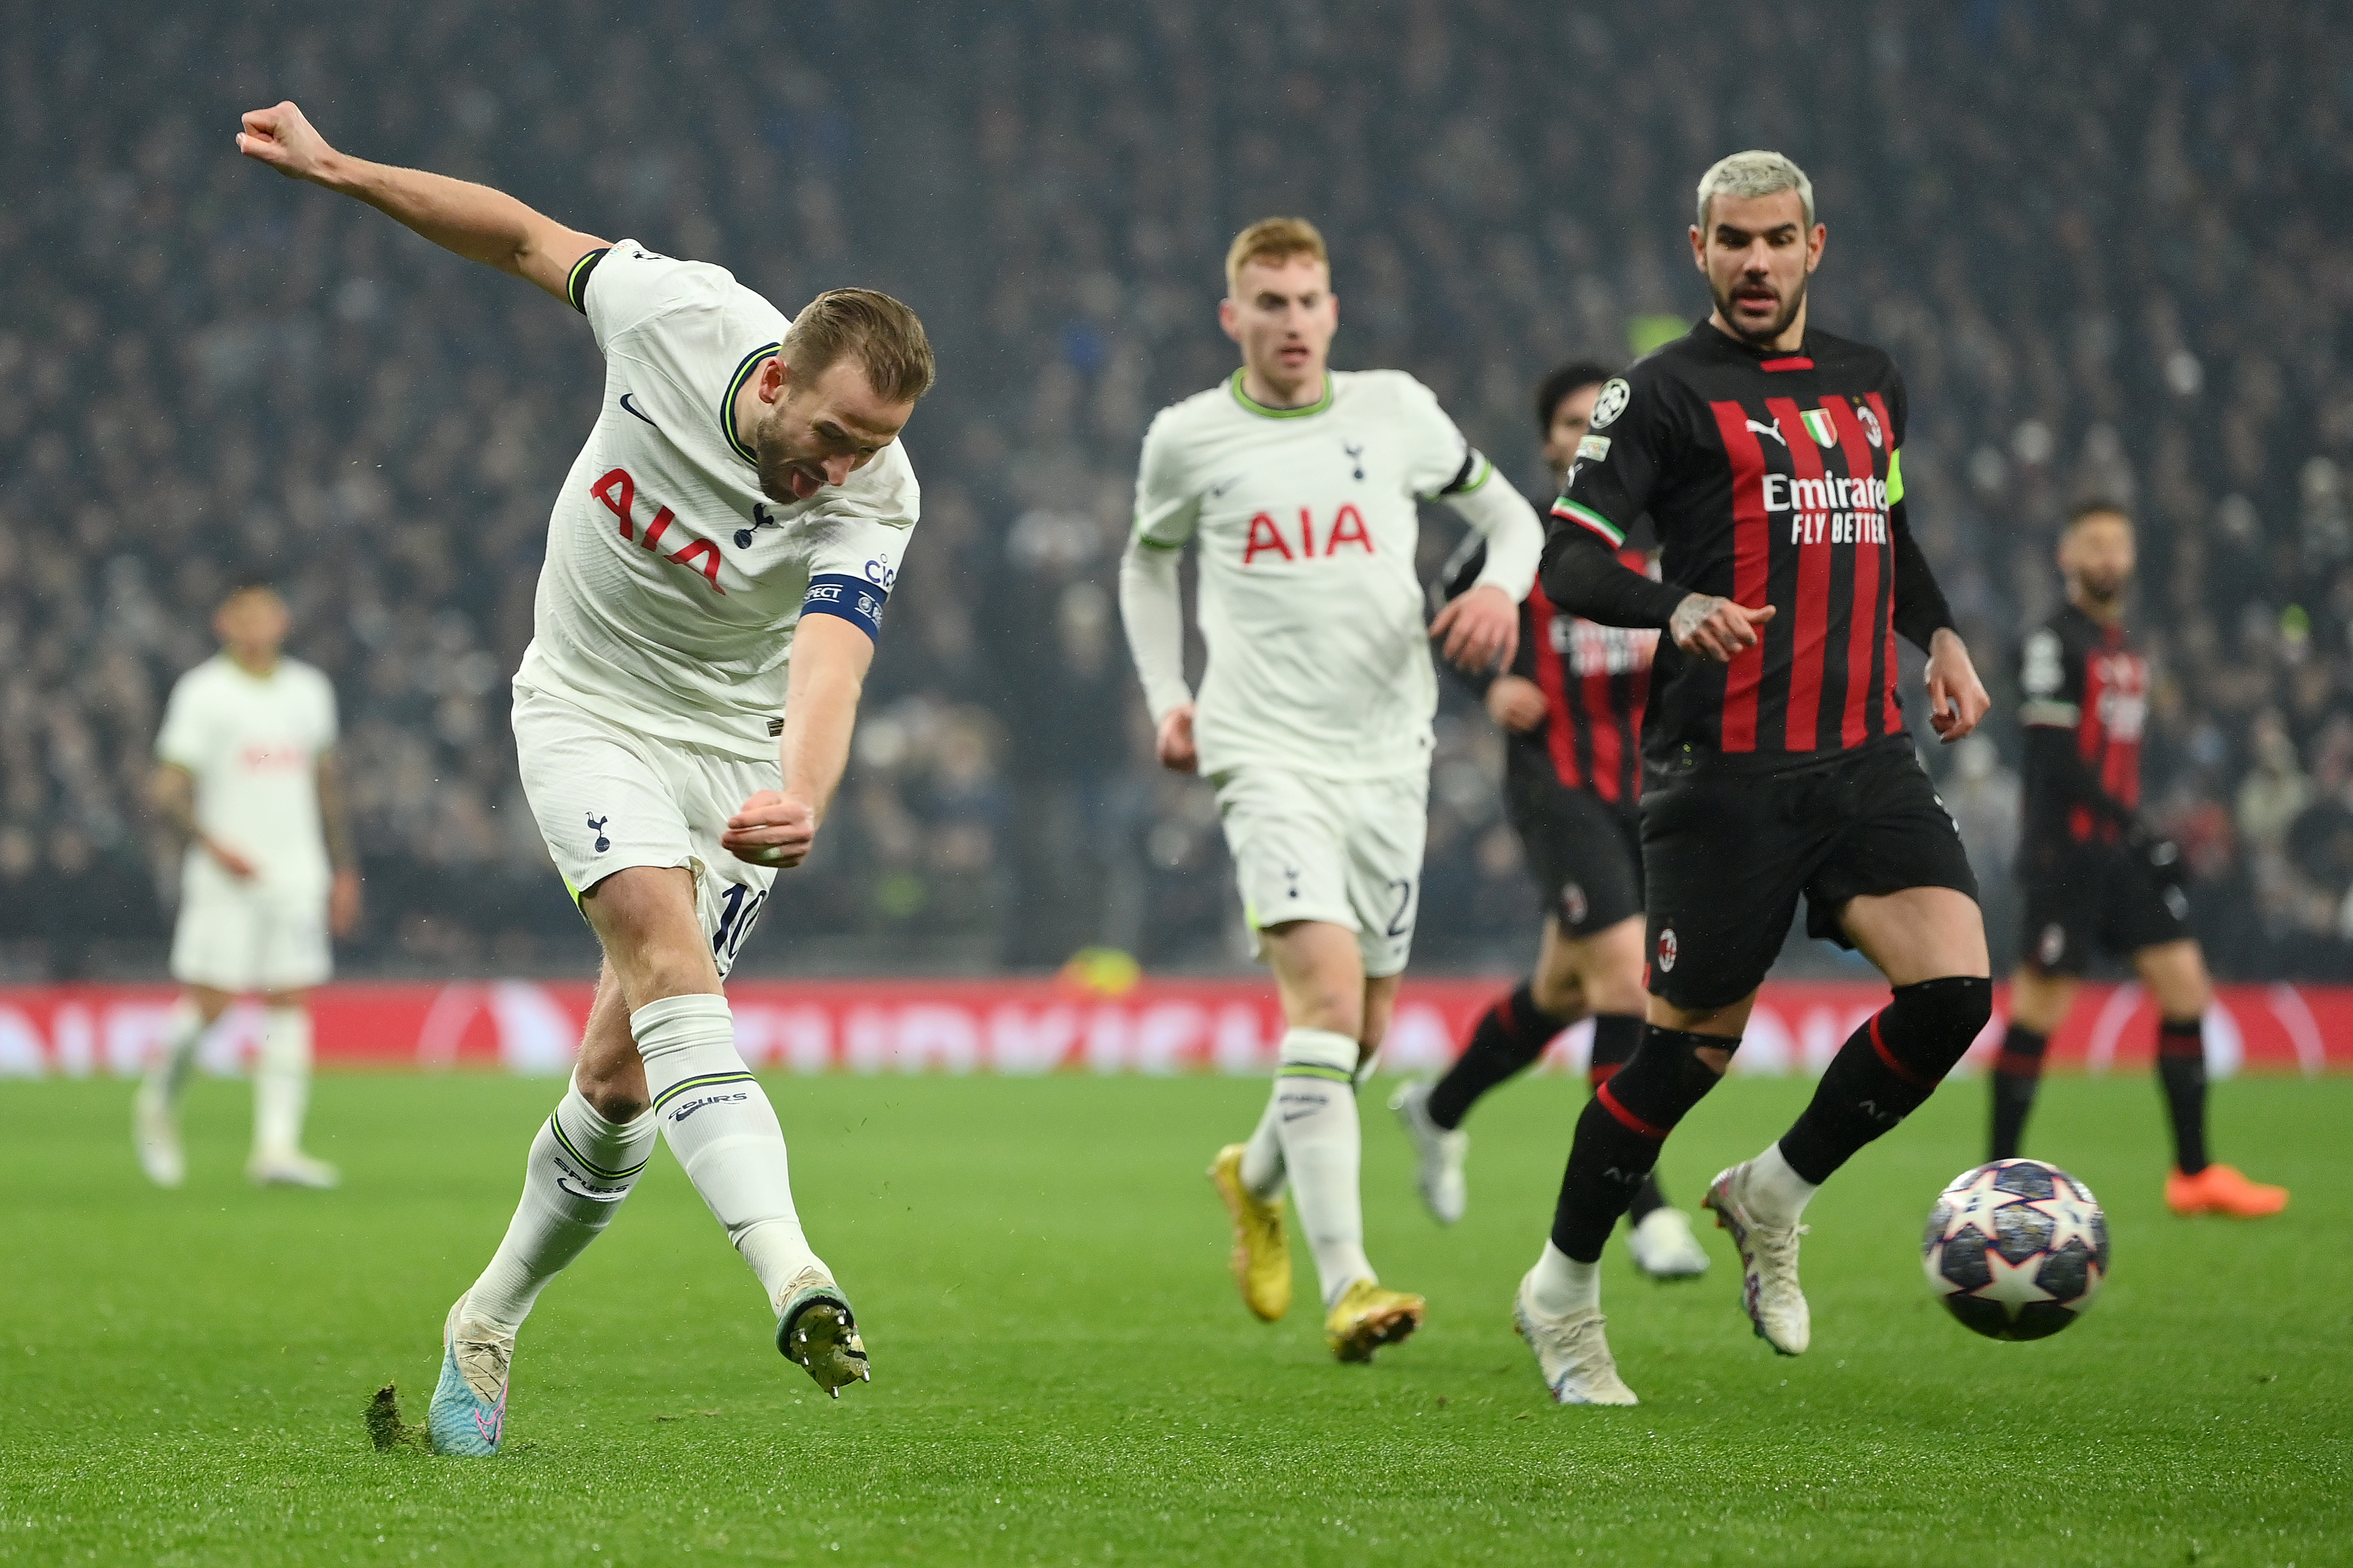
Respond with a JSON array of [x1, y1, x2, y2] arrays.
[[1445, 537, 1655, 804], [2020, 603, 2146, 844], [1551, 322, 1909, 772]]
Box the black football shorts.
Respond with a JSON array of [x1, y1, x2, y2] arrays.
[[2016, 838, 2191, 976], [1505, 774, 1645, 937], [1639, 736, 1982, 1010]]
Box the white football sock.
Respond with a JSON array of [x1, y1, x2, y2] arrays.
[[1273, 1026, 1373, 1308], [634, 994, 822, 1308], [1744, 1141, 1820, 1228], [1239, 1089, 1286, 1202], [141, 997, 208, 1109], [252, 1005, 313, 1160], [1527, 1240, 1602, 1318], [466, 1077, 656, 1334]]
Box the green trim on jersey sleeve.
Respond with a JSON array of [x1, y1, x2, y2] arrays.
[[1454, 453, 1495, 494], [720, 342, 784, 464], [565, 247, 611, 314], [1131, 529, 1184, 550], [1887, 447, 1904, 506], [1227, 368, 1334, 419]]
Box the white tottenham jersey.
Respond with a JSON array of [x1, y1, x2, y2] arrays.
[[155, 654, 338, 899], [514, 240, 921, 761], [1133, 369, 1529, 779]]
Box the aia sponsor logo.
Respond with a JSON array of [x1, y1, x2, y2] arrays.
[[238, 745, 309, 773], [1243, 504, 1375, 566], [592, 467, 729, 594]]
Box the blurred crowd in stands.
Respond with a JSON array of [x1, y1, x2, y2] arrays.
[[4, 0, 2351, 980]]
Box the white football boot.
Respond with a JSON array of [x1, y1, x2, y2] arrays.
[[1703, 1162, 1810, 1355], [1387, 1079, 1469, 1225], [247, 1151, 340, 1189], [427, 1295, 514, 1457], [133, 1087, 185, 1189], [1628, 1207, 1710, 1279], [1511, 1270, 1638, 1406], [775, 1266, 870, 1398]]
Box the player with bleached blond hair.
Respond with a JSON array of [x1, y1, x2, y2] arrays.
[[1120, 218, 1545, 1361], [234, 99, 934, 1454]]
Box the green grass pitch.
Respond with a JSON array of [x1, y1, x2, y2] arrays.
[[2, 1067, 2344, 1566]]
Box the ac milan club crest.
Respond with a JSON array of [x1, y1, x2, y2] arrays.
[[1656, 927, 1678, 972]]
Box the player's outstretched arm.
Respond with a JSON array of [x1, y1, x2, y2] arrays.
[[721, 616, 875, 869], [236, 102, 608, 303]]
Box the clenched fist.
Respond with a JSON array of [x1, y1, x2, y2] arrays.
[[235, 102, 341, 183], [722, 790, 819, 868]]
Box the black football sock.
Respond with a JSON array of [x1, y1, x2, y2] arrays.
[[1988, 1023, 2050, 1161], [2156, 1017, 2209, 1176], [1550, 1025, 1724, 1263], [1586, 1013, 1668, 1223], [1427, 981, 1565, 1131], [1779, 976, 1993, 1186]]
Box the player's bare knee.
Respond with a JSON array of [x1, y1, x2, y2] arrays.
[[575, 1063, 650, 1123], [1530, 966, 1585, 1018]]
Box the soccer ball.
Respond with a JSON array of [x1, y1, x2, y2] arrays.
[[1922, 1159, 2109, 1341]]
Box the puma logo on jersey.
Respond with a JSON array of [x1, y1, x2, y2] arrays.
[[1243, 504, 1374, 565], [1746, 418, 1788, 447], [591, 467, 729, 594]]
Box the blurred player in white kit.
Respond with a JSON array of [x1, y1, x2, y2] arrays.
[[1120, 219, 1544, 1361], [234, 98, 934, 1454], [136, 583, 361, 1190]]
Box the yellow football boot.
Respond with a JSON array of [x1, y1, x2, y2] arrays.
[[1323, 1279, 1425, 1363], [1208, 1144, 1292, 1322]]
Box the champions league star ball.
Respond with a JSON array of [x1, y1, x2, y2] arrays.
[[1922, 1159, 2109, 1341]]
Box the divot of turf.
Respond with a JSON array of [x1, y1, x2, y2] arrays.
[[364, 1381, 429, 1453]]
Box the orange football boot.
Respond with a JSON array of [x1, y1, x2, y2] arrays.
[[2165, 1163, 2289, 1218]]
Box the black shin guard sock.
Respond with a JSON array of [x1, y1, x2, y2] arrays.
[[1550, 1026, 1724, 1262], [2156, 1017, 2209, 1175], [1587, 1013, 1645, 1075], [1988, 1023, 2050, 1161], [1428, 981, 1565, 1130], [1780, 976, 1993, 1186], [1587, 1014, 1665, 1221]]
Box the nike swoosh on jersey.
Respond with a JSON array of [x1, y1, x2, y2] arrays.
[[621, 393, 658, 427]]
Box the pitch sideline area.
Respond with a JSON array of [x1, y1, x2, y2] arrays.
[[2, 1071, 2341, 1565]]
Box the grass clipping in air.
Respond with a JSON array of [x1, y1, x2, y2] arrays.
[[365, 1383, 430, 1454]]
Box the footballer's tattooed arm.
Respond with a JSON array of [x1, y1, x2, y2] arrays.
[[147, 763, 255, 880], [235, 101, 608, 304], [315, 752, 364, 937]]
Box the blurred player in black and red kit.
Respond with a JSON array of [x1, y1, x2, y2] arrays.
[[1988, 501, 2287, 1216], [1390, 362, 1710, 1282], [1508, 150, 1999, 1407]]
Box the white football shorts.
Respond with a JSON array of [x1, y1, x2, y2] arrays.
[[1210, 764, 1429, 978], [512, 683, 780, 980], [170, 881, 331, 994]]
